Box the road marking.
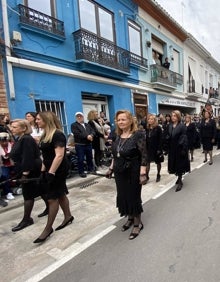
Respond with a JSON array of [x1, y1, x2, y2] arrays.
[[152, 181, 176, 199], [25, 225, 116, 282]]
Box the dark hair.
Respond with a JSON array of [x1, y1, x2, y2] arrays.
[[25, 112, 37, 118]]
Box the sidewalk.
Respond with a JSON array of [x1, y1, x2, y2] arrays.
[[0, 148, 219, 282]]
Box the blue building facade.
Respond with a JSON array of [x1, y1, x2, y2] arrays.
[[1, 0, 151, 132]]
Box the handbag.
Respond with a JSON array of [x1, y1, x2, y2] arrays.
[[156, 151, 164, 163]]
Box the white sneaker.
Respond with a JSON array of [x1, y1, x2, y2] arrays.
[[6, 193, 15, 200]]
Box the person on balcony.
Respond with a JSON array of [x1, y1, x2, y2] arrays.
[[163, 57, 170, 69]]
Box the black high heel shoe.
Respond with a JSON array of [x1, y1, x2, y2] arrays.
[[129, 223, 144, 240], [175, 181, 183, 192], [121, 218, 133, 232], [55, 216, 74, 231], [33, 229, 53, 244], [37, 208, 49, 218]]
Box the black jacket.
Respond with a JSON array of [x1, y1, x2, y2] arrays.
[[71, 122, 95, 145]]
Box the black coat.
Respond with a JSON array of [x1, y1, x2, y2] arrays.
[[146, 125, 163, 163], [185, 122, 196, 150], [167, 123, 190, 175], [71, 121, 95, 145], [200, 118, 216, 151]]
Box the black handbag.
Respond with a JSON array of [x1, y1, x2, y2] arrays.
[[156, 151, 164, 163]]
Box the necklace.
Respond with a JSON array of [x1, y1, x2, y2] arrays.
[[116, 133, 130, 157]]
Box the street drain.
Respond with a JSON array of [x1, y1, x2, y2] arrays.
[[80, 181, 99, 189]]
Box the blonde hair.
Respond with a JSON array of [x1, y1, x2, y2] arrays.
[[147, 114, 158, 129], [87, 110, 98, 121], [10, 119, 32, 135], [172, 110, 182, 122], [185, 114, 192, 122], [37, 111, 62, 143], [115, 110, 138, 135]]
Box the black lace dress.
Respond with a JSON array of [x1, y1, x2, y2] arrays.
[[112, 131, 147, 217]]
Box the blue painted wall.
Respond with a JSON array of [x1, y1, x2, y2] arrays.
[[2, 0, 140, 126], [10, 67, 132, 132]]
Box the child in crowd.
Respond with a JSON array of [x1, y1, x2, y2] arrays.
[[0, 132, 15, 200]]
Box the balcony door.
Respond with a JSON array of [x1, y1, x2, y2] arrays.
[[24, 0, 55, 16]]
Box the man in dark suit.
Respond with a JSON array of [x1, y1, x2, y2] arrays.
[[71, 112, 95, 177]]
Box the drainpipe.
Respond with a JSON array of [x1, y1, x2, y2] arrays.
[[1, 0, 15, 99]]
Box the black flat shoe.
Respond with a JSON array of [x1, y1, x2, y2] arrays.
[[37, 208, 49, 218], [203, 159, 207, 163], [121, 218, 133, 232], [79, 173, 87, 178], [55, 216, 74, 231], [129, 223, 144, 240], [12, 218, 34, 232], [209, 161, 213, 165], [33, 229, 53, 243]]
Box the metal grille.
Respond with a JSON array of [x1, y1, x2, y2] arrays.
[[35, 100, 68, 134]]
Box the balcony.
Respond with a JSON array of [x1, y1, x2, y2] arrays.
[[72, 29, 148, 79], [209, 89, 220, 104], [187, 79, 203, 99], [150, 64, 181, 92], [18, 4, 65, 38], [130, 52, 148, 69]]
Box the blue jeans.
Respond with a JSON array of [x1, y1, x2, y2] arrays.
[[75, 144, 94, 174], [1, 166, 14, 195]]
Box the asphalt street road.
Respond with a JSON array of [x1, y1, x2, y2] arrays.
[[42, 155, 220, 282]]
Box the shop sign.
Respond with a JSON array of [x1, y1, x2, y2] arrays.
[[159, 98, 196, 108]]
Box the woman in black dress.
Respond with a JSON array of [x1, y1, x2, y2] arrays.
[[10, 119, 42, 232], [145, 114, 164, 182], [167, 110, 190, 192], [200, 110, 216, 165], [34, 111, 73, 243], [185, 114, 196, 162], [106, 110, 147, 240]]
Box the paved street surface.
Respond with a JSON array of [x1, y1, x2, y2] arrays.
[[0, 148, 219, 281]]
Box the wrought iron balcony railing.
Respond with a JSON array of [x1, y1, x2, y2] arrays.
[[209, 93, 219, 99], [150, 64, 181, 88], [73, 29, 148, 73], [18, 4, 65, 37], [130, 52, 148, 68]]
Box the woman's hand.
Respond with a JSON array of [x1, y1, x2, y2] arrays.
[[139, 174, 147, 185], [46, 172, 55, 184], [106, 168, 113, 179]]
